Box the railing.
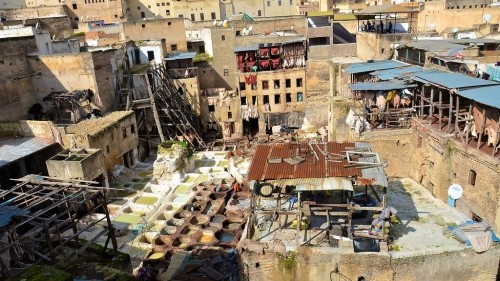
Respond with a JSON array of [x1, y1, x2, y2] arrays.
[[167, 67, 198, 79]]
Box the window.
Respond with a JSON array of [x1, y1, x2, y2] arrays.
[[258, 10, 262, 16], [290, 0, 293, 4], [141, 12, 145, 18], [200, 13, 204, 21], [252, 96, 257, 105], [208, 105, 215, 112], [131, 125, 135, 134], [137, 6, 140, 9], [171, 44, 177, 51], [262, 80, 269, 89], [106, 145, 110, 154], [286, 93, 291, 103], [278, 0, 281, 6], [263, 95, 269, 104], [162, 2, 165, 5], [241, 96, 247, 105], [274, 94, 281, 104], [267, 1, 270, 6], [236, 30, 240, 36], [273, 79, 280, 89], [148, 5, 151, 8], [224, 68, 229, 76], [228, 112, 233, 119], [166, 10, 170, 16], [296, 78, 303, 87], [179, 15, 183, 18], [74, 17, 79, 21], [191, 14, 195, 21], [115, 14, 118, 18], [141, 23, 146, 28], [297, 92, 303, 102], [468, 170, 476, 186], [239, 82, 246, 90], [72, 3, 77, 9], [167, 2, 170, 5], [157, 3, 160, 6], [285, 79, 291, 88], [122, 128, 127, 138], [221, 35, 225, 41], [211, 12, 216, 20]]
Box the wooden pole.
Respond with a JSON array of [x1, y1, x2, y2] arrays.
[[429, 87, 434, 125], [448, 92, 453, 133], [420, 84, 424, 117], [438, 90, 442, 130], [455, 94, 460, 134], [296, 191, 301, 246], [493, 116, 500, 156], [466, 103, 472, 144], [145, 73, 165, 142], [477, 108, 486, 149]]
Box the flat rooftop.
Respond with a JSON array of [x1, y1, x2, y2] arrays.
[[0, 137, 55, 168], [65, 111, 134, 136], [253, 178, 468, 255]]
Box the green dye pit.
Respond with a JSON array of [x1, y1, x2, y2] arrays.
[[133, 183, 146, 190], [217, 161, 228, 167], [138, 171, 153, 177], [174, 185, 191, 194], [135, 196, 158, 205], [149, 252, 164, 259], [194, 175, 209, 184], [115, 214, 141, 224], [184, 176, 197, 183]]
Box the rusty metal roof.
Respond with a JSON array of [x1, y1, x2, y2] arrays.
[[247, 142, 364, 181]]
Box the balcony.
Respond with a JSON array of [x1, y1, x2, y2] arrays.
[[167, 67, 198, 79]]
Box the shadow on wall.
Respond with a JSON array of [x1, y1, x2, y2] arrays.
[[198, 63, 232, 90]]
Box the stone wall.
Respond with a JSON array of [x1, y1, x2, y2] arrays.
[[1, 16, 73, 39], [121, 19, 187, 53], [308, 43, 357, 60], [0, 5, 66, 20], [356, 32, 413, 61], [240, 247, 500, 281]]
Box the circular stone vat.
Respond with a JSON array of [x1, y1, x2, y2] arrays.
[[216, 230, 236, 244], [161, 226, 177, 236], [189, 214, 210, 226], [211, 214, 226, 224], [159, 233, 174, 245], [152, 237, 169, 252], [142, 232, 158, 243], [180, 225, 200, 236], [166, 218, 185, 227], [196, 230, 216, 244], [172, 236, 192, 249], [173, 211, 192, 220]]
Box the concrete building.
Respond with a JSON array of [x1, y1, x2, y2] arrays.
[[127, 39, 167, 65], [0, 120, 62, 189], [125, 0, 221, 21], [64, 0, 126, 28], [61, 111, 139, 170]]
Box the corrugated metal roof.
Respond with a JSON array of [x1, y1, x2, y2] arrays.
[[0, 137, 56, 168], [344, 60, 408, 74], [402, 41, 465, 52], [234, 45, 259, 52], [269, 177, 353, 191], [413, 70, 499, 89], [0, 205, 29, 228], [457, 85, 500, 109], [348, 81, 416, 91], [355, 142, 388, 187], [370, 66, 423, 80], [247, 142, 365, 181], [164, 52, 197, 61]]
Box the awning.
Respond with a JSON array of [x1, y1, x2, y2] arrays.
[[348, 81, 416, 91], [270, 177, 354, 192], [344, 60, 408, 74], [164, 52, 197, 61], [370, 66, 423, 81], [458, 85, 500, 109], [413, 70, 499, 89], [234, 45, 259, 52]]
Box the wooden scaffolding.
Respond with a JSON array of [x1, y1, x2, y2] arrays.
[[0, 175, 117, 278]]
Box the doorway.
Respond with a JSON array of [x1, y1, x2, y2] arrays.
[[147, 50, 155, 62], [243, 118, 259, 137]]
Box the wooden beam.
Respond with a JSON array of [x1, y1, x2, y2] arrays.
[[429, 87, 434, 125], [145, 73, 165, 142], [477, 107, 486, 149], [438, 90, 442, 130]]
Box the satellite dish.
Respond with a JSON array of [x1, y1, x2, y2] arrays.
[[242, 27, 247, 35], [483, 14, 491, 23], [451, 27, 458, 33], [213, 20, 217, 26], [290, 25, 294, 31], [448, 184, 463, 200], [248, 25, 253, 32]]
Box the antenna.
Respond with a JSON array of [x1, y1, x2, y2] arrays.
[[483, 14, 491, 23]]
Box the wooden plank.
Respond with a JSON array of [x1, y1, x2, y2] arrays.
[[145, 73, 165, 142]]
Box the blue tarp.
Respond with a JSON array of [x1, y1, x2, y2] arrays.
[[344, 60, 408, 74], [458, 85, 500, 109], [348, 81, 416, 91], [413, 70, 498, 89]]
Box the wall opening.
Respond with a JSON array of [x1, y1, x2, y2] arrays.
[[468, 170, 476, 186]]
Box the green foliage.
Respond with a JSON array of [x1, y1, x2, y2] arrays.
[[13, 265, 72, 281], [277, 251, 299, 271], [193, 52, 213, 63], [69, 32, 85, 37], [158, 140, 194, 158]]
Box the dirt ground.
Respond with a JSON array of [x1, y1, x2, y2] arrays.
[[387, 178, 469, 256]]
